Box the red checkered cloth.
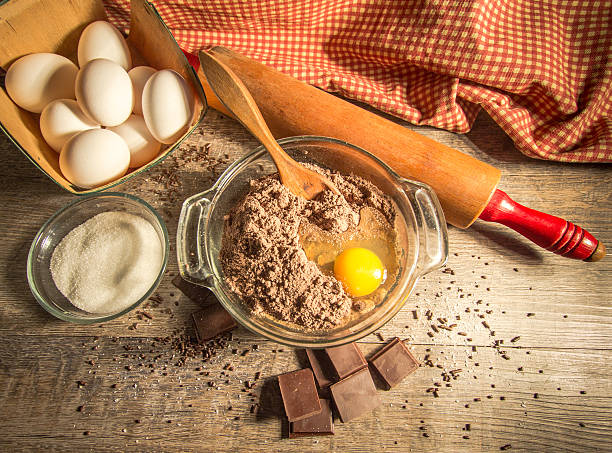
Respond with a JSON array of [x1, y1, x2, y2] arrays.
[[105, 0, 611, 163]]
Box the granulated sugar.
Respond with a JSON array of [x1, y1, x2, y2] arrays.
[[50, 211, 163, 314]]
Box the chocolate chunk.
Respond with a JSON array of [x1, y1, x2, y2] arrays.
[[369, 337, 420, 389], [325, 343, 367, 380], [192, 304, 237, 343], [278, 369, 322, 422], [330, 367, 381, 423], [289, 399, 334, 438], [305, 349, 335, 389], [172, 275, 218, 306]]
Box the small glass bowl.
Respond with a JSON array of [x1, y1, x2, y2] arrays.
[[27, 193, 169, 323]]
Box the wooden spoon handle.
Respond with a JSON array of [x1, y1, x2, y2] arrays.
[[197, 51, 279, 152], [197, 50, 339, 199], [479, 190, 605, 261]]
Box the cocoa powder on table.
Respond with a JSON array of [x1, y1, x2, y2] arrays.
[[220, 166, 395, 330]]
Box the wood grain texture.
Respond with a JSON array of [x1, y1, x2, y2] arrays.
[[0, 107, 610, 452]]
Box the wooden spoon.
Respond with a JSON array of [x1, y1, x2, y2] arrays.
[[200, 51, 339, 200], [198, 50, 339, 200]]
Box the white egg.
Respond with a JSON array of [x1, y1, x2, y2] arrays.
[[77, 21, 132, 70], [142, 69, 194, 144], [5, 53, 78, 113], [128, 66, 156, 115], [75, 59, 133, 127], [59, 129, 130, 189], [40, 99, 100, 153], [108, 115, 161, 168]]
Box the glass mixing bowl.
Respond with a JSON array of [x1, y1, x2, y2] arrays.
[[177, 136, 447, 347], [27, 193, 169, 323]]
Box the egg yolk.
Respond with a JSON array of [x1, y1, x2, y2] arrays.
[[333, 247, 386, 297]]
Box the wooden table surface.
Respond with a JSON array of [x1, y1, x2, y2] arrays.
[[1, 106, 610, 452]]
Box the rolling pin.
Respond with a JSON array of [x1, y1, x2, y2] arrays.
[[183, 47, 605, 262]]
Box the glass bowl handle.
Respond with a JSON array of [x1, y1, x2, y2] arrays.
[[177, 189, 215, 287], [400, 178, 449, 276]]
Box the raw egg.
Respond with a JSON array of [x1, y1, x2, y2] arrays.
[[59, 128, 130, 189], [40, 99, 100, 152], [142, 69, 194, 144], [75, 58, 133, 126], [77, 21, 132, 70], [5, 53, 78, 113], [128, 66, 157, 115], [108, 114, 161, 168], [333, 247, 386, 297]]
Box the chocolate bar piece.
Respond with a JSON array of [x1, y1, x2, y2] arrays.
[[330, 367, 381, 423], [305, 349, 335, 389], [278, 369, 322, 422], [289, 399, 334, 438], [325, 343, 367, 380], [172, 275, 218, 306], [369, 337, 420, 389], [192, 303, 237, 342]]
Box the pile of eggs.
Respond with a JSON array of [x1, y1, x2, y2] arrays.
[[5, 21, 194, 189]]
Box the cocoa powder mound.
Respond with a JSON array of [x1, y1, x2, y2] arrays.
[[220, 167, 394, 330]]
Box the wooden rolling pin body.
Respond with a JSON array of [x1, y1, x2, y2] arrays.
[[197, 46, 500, 229]]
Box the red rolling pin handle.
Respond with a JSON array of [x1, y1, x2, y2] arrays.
[[479, 190, 605, 261], [184, 50, 200, 69]]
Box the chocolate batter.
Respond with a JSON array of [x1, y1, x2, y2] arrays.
[[220, 166, 395, 330]]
